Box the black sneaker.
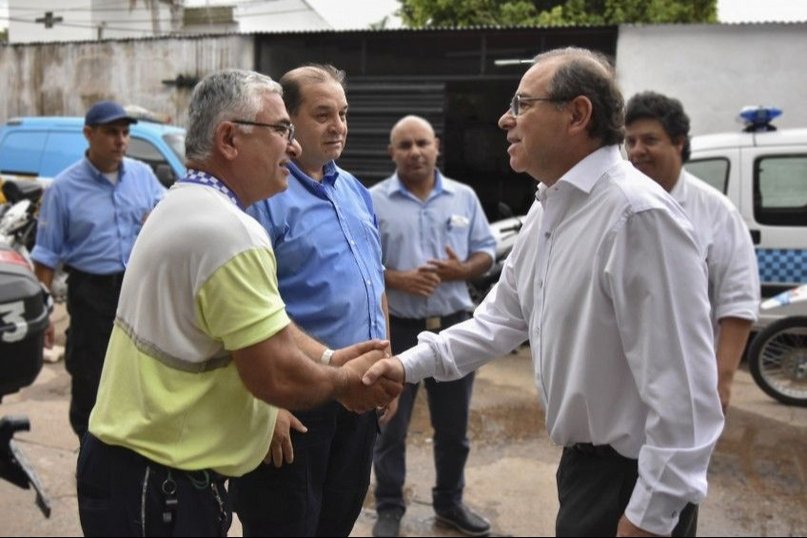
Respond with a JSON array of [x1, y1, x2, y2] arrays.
[[435, 503, 491, 536], [373, 510, 403, 537]]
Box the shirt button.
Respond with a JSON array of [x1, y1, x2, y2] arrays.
[[544, 231, 551, 238], [538, 279, 543, 288]]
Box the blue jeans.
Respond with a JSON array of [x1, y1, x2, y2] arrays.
[[230, 401, 378, 536], [373, 312, 474, 515]]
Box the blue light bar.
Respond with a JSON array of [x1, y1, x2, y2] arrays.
[[739, 105, 782, 132]]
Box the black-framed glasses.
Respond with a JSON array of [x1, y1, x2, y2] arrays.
[[232, 119, 295, 143], [508, 94, 568, 116]]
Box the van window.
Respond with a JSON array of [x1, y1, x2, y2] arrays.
[[685, 158, 730, 194], [754, 154, 807, 226], [41, 132, 90, 176], [163, 132, 185, 161], [0, 131, 47, 175]]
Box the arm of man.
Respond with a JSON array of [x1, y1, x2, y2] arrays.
[[716, 316, 753, 412], [428, 249, 493, 282], [384, 266, 441, 297], [708, 204, 759, 412], [33, 261, 56, 348], [611, 208, 724, 536], [232, 324, 400, 414]]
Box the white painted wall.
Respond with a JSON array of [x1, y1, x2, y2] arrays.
[[0, 34, 254, 127], [7, 0, 174, 43], [616, 23, 807, 135]]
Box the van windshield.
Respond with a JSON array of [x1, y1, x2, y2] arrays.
[[164, 132, 186, 161]]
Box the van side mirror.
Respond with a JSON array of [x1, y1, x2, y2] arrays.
[[154, 164, 176, 187]]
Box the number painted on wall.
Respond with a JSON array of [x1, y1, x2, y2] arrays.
[[0, 301, 27, 343]]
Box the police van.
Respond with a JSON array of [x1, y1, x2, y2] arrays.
[[684, 106, 807, 298]]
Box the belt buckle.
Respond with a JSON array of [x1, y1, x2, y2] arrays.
[[425, 316, 441, 330]]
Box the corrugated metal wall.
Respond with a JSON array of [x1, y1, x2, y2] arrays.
[[341, 80, 446, 185], [0, 34, 254, 127]]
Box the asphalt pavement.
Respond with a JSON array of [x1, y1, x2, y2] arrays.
[[1, 305, 806, 536]]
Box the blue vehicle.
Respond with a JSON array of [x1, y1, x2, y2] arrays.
[[0, 115, 186, 188]]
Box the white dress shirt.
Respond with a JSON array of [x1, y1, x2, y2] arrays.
[[671, 170, 760, 337], [398, 145, 725, 535]]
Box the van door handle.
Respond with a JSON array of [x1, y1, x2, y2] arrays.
[[749, 229, 760, 245]]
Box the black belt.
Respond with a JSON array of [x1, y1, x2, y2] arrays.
[[567, 443, 622, 458], [389, 311, 469, 331], [66, 266, 125, 287]]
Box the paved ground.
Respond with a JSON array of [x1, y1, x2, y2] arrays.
[[1, 306, 806, 536]]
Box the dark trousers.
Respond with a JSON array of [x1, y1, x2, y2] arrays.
[[229, 401, 378, 536], [373, 311, 474, 515], [64, 268, 123, 439], [555, 444, 699, 537], [77, 434, 231, 537]]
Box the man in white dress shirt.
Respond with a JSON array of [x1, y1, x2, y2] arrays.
[[363, 47, 725, 537], [625, 91, 760, 413]]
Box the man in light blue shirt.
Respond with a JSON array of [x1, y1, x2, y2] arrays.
[[31, 100, 165, 439], [370, 115, 496, 538], [231, 64, 388, 537]]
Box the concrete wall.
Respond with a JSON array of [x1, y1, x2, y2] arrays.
[[617, 23, 807, 135], [0, 34, 254, 128]]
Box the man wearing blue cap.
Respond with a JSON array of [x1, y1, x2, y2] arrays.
[[31, 100, 166, 439]]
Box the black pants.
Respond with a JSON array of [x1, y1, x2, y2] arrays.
[[229, 402, 378, 536], [374, 311, 474, 515], [64, 268, 123, 439], [555, 444, 698, 537], [77, 434, 231, 537]]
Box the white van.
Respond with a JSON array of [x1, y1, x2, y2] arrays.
[[685, 107, 807, 299]]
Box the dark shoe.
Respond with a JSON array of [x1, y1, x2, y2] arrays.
[[373, 510, 402, 537], [435, 503, 491, 536]]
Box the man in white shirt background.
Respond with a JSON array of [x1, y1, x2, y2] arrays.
[[625, 90, 760, 413], [363, 46, 725, 537]]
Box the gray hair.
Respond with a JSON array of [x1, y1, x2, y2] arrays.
[[185, 69, 283, 161], [534, 47, 625, 146]]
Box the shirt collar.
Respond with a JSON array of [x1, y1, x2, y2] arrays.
[[390, 169, 454, 199], [536, 145, 622, 201], [287, 160, 340, 187], [83, 154, 126, 182], [669, 169, 688, 205]]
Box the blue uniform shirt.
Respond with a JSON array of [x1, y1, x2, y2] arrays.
[[247, 161, 386, 348], [31, 156, 166, 275], [370, 171, 496, 318]]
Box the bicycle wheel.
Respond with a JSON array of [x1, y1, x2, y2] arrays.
[[747, 316, 807, 407]]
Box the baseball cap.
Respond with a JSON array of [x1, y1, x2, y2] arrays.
[[85, 100, 138, 126]]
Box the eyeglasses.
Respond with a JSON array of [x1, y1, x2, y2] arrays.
[[232, 119, 295, 143], [508, 94, 568, 116]]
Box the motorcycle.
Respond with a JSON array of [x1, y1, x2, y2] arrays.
[[746, 284, 807, 407], [468, 205, 525, 306], [0, 179, 67, 304], [0, 243, 53, 517]]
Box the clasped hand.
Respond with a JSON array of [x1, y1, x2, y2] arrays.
[[334, 340, 402, 414]]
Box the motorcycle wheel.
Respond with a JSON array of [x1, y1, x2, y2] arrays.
[[747, 316, 807, 407]]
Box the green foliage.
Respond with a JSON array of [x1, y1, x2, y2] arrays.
[[396, 0, 717, 27]]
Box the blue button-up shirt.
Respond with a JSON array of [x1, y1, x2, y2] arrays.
[[247, 161, 386, 348], [370, 171, 496, 318], [32, 156, 166, 274]]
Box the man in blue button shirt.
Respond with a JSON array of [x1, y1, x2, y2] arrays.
[[230, 64, 389, 536], [370, 115, 496, 537], [31, 100, 165, 439]]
